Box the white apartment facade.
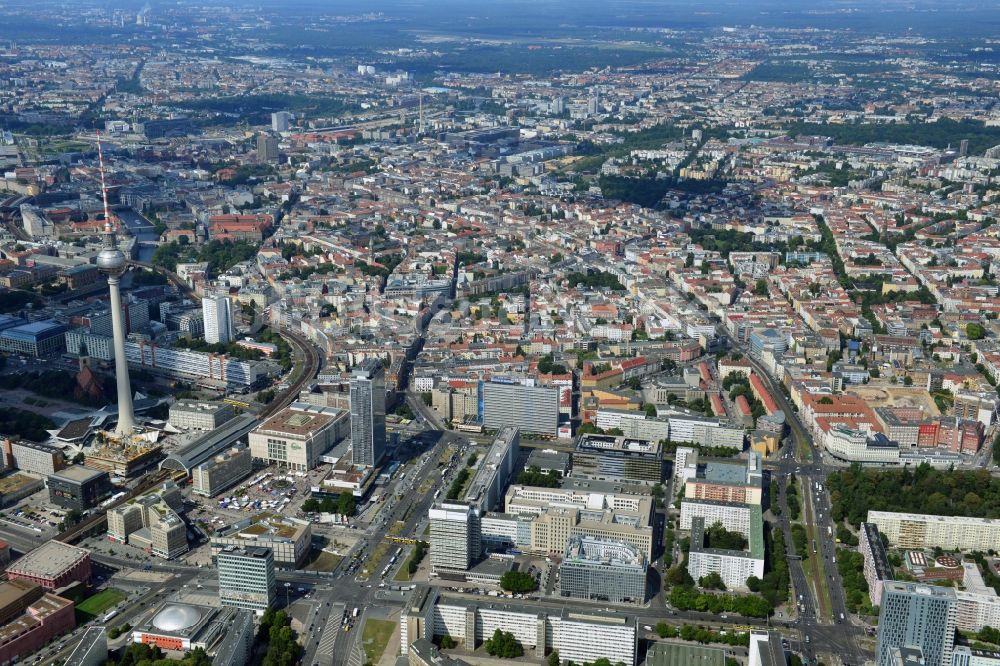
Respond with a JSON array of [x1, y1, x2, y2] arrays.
[[680, 499, 752, 533], [868, 510, 1000, 552], [402, 585, 637, 666]]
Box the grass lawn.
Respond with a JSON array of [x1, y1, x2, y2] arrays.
[[437, 446, 456, 466], [39, 140, 90, 157], [416, 477, 436, 495], [393, 560, 412, 582], [361, 541, 393, 579], [304, 550, 342, 572], [796, 435, 811, 463], [76, 588, 126, 621], [362, 618, 396, 665]]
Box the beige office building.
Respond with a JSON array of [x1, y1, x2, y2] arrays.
[[531, 506, 654, 560], [248, 402, 348, 471], [498, 484, 654, 558], [107, 482, 188, 559], [504, 484, 650, 517]]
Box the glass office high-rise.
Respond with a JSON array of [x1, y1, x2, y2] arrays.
[[875, 582, 957, 666], [350, 359, 386, 467]]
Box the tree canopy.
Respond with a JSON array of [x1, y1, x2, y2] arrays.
[[704, 521, 748, 551], [500, 570, 538, 594], [566, 270, 625, 291], [668, 585, 772, 617], [828, 463, 1000, 525], [152, 239, 257, 274], [484, 628, 523, 658], [517, 466, 562, 488]]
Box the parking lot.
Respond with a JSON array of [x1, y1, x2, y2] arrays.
[[0, 485, 68, 545]]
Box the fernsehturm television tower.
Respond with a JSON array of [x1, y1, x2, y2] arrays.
[[94, 133, 136, 436]]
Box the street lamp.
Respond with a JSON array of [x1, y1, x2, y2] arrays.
[[284, 582, 291, 607]]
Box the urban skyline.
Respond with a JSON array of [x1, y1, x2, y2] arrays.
[[0, 1, 999, 665]]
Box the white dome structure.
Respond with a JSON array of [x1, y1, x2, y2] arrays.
[[152, 604, 202, 633]]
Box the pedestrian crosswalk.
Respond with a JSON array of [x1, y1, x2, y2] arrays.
[[315, 603, 345, 666], [348, 641, 365, 666]]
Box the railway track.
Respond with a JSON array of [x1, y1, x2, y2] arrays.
[[127, 260, 197, 301], [258, 325, 321, 420]]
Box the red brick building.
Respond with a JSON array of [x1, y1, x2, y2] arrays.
[[5, 541, 91, 591], [0, 580, 75, 664], [208, 213, 273, 242]]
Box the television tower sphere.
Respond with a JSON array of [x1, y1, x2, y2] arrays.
[[96, 221, 128, 277]]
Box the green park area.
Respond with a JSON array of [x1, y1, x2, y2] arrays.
[[76, 588, 126, 622], [304, 550, 342, 572], [362, 618, 396, 665]]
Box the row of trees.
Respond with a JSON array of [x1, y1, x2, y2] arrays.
[[786, 475, 801, 520], [173, 338, 265, 361], [668, 585, 772, 618], [107, 622, 132, 640], [972, 553, 1000, 596], [447, 453, 476, 500], [446, 468, 471, 501], [975, 625, 1000, 646], [115, 644, 210, 666], [836, 548, 875, 615], [791, 524, 809, 559], [406, 541, 429, 576], [257, 327, 294, 373], [655, 622, 751, 646], [747, 525, 791, 609], [659, 440, 742, 459]]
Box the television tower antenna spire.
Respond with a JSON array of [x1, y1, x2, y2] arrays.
[[96, 131, 113, 235], [94, 130, 137, 436]]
